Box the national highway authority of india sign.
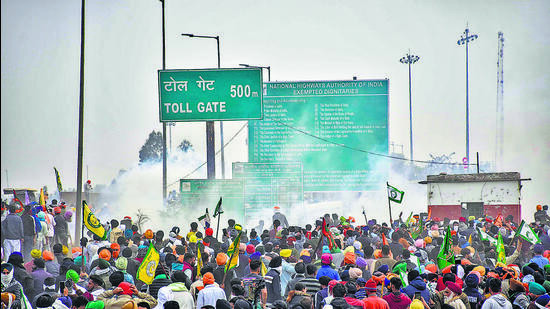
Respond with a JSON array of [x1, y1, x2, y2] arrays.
[[158, 68, 263, 122]]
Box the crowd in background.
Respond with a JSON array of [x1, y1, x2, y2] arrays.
[[3, 200, 550, 309]]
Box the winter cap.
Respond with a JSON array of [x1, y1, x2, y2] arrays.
[[122, 247, 132, 258]]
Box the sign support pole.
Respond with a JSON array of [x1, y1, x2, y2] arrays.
[[387, 182, 393, 226]]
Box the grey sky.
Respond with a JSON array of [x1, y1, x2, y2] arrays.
[[1, 0, 549, 217]]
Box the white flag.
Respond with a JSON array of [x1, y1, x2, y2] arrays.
[[516, 220, 541, 244]]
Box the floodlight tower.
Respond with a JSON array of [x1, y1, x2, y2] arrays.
[[399, 51, 420, 161], [457, 26, 478, 167]]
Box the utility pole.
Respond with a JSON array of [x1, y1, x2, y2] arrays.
[[457, 25, 478, 167], [399, 50, 420, 161], [75, 0, 86, 243], [495, 32, 504, 171], [161, 0, 167, 200]]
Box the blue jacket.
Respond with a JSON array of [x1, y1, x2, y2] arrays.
[[316, 265, 340, 281], [402, 277, 431, 301]]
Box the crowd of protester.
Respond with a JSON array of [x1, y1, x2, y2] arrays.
[[3, 200, 550, 309]]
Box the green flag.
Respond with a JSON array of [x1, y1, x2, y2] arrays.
[[411, 216, 424, 239], [198, 209, 210, 228], [437, 226, 455, 269], [477, 227, 497, 246], [496, 232, 506, 264], [515, 220, 541, 244], [387, 183, 404, 203], [213, 197, 224, 217]]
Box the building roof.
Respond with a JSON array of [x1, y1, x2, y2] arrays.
[[419, 172, 523, 184]]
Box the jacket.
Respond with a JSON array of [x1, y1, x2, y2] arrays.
[[382, 292, 411, 309], [288, 291, 311, 307], [147, 275, 173, 299], [481, 294, 512, 309], [2, 213, 24, 239], [196, 284, 227, 309], [21, 213, 36, 236], [432, 291, 471, 309], [402, 277, 431, 301], [265, 268, 282, 305], [97, 290, 158, 309], [154, 282, 195, 309]]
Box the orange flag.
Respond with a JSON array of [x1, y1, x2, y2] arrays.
[[382, 233, 389, 246]]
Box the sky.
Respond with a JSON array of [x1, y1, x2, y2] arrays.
[[1, 0, 549, 221]]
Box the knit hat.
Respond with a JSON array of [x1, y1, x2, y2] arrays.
[[349, 268, 362, 279], [446, 281, 462, 295], [122, 247, 132, 258], [280, 249, 292, 258], [216, 253, 228, 266], [321, 253, 332, 265], [115, 257, 128, 271], [203, 272, 215, 285], [31, 249, 42, 259]]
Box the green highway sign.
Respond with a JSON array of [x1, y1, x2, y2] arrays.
[[232, 162, 303, 226], [180, 179, 245, 223], [158, 68, 263, 122], [249, 80, 389, 191]]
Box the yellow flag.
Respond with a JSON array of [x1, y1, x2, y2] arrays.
[[225, 231, 241, 273], [260, 260, 268, 276], [137, 243, 160, 285], [83, 201, 107, 240], [196, 242, 203, 277], [39, 188, 46, 207]]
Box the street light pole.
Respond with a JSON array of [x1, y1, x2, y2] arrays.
[[399, 51, 419, 161], [75, 0, 86, 244], [239, 64, 271, 81], [181, 33, 221, 179], [457, 26, 478, 166], [160, 0, 168, 202]]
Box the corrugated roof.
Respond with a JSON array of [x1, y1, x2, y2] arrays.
[[421, 172, 521, 183]]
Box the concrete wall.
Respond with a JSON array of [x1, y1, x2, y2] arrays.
[[427, 181, 520, 205]]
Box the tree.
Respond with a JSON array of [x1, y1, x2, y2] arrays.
[[139, 131, 163, 163], [178, 139, 193, 152], [135, 209, 150, 233]]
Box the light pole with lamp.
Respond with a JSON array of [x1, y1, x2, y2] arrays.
[[239, 64, 271, 81], [181, 33, 223, 179], [399, 51, 420, 161], [457, 26, 478, 167]]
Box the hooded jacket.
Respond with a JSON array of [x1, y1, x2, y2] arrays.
[[382, 292, 411, 309], [153, 282, 194, 309], [403, 277, 431, 301], [481, 294, 512, 309], [96, 289, 158, 309]]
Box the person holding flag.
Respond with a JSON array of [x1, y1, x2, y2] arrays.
[[437, 226, 455, 270]]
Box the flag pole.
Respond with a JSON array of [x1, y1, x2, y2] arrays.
[[81, 200, 85, 272], [215, 212, 221, 240], [221, 232, 240, 288], [386, 182, 393, 226], [362, 207, 368, 226]]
